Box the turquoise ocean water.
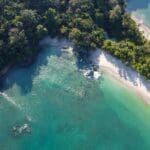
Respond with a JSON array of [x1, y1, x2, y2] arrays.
[[127, 0, 150, 27], [0, 42, 150, 150], [0, 2, 150, 149]]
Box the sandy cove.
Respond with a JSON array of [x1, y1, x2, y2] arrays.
[[42, 38, 150, 104], [90, 49, 150, 104]]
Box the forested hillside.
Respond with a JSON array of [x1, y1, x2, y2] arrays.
[[0, 0, 150, 79]]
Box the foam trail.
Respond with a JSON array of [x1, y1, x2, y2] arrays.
[[0, 92, 21, 109]]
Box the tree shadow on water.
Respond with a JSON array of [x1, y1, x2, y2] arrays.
[[75, 51, 91, 70], [0, 38, 64, 95]]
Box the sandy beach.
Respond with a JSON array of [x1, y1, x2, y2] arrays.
[[131, 13, 150, 40], [36, 37, 150, 103], [90, 49, 150, 104]]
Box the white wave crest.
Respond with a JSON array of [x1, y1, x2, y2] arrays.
[[0, 92, 21, 109]]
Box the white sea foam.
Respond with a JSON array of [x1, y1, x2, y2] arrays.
[[26, 115, 33, 122], [40, 37, 73, 48], [81, 69, 101, 80], [131, 13, 150, 40], [90, 49, 150, 104], [0, 92, 21, 109], [41, 38, 150, 103]]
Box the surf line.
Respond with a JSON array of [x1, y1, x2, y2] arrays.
[[0, 92, 21, 110]]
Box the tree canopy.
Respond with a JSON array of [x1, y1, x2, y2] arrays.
[[0, 0, 150, 79]]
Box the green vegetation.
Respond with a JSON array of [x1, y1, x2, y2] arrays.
[[0, 0, 150, 79]]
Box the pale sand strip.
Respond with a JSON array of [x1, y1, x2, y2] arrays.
[[90, 49, 150, 104], [41, 38, 150, 103], [131, 13, 150, 40]]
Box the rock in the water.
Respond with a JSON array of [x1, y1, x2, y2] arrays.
[[12, 123, 31, 137], [62, 45, 69, 49], [83, 69, 101, 80], [93, 64, 99, 71]]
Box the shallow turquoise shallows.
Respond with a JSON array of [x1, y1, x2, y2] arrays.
[[0, 43, 150, 150], [127, 0, 150, 27], [1, 2, 150, 150]]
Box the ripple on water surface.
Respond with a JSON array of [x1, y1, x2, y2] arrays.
[[0, 42, 150, 150]]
